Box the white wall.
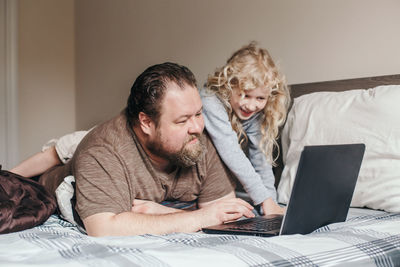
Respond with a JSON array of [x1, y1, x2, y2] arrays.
[[75, 0, 400, 130]]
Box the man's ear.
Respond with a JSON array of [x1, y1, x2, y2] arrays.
[[138, 112, 155, 136]]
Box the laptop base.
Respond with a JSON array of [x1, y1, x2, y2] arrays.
[[202, 214, 283, 237]]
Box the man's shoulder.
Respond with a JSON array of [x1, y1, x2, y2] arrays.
[[194, 130, 236, 202], [201, 130, 217, 156], [196, 130, 220, 173]]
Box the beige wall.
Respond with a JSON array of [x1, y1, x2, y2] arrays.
[[17, 0, 400, 161], [75, 0, 400, 130], [1, 0, 18, 169], [0, 0, 8, 166], [18, 0, 75, 160]]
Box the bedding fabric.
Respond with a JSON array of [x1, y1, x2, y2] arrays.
[[0, 208, 399, 266], [277, 85, 400, 212], [0, 169, 57, 234]]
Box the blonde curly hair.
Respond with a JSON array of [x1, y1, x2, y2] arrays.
[[206, 42, 290, 165]]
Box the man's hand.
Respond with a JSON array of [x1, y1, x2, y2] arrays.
[[131, 199, 182, 215], [196, 197, 255, 228], [261, 197, 285, 215]]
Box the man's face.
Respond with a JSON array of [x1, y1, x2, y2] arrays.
[[147, 82, 205, 167]]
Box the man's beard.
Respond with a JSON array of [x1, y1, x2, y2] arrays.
[[148, 132, 206, 168]]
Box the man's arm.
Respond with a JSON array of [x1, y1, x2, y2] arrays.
[[198, 191, 236, 208], [131, 191, 236, 215], [131, 199, 185, 214], [84, 193, 254, 236]]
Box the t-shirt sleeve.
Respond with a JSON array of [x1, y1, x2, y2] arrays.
[[73, 145, 133, 220], [197, 135, 236, 204]]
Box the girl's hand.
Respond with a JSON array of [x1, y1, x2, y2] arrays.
[[261, 198, 285, 215]]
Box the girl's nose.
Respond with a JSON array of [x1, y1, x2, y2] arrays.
[[244, 99, 257, 111]]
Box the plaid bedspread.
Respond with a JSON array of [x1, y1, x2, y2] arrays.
[[0, 208, 399, 267]]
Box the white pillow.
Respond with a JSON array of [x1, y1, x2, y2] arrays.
[[277, 85, 400, 212], [55, 175, 86, 233]]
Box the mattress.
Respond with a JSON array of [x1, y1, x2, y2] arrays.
[[0, 208, 399, 266]]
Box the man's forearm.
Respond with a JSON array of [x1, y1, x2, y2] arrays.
[[84, 210, 203, 236], [131, 199, 186, 215]]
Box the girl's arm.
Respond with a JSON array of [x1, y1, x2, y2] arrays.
[[245, 120, 277, 199], [10, 129, 90, 178], [246, 126, 284, 215], [10, 146, 61, 177]]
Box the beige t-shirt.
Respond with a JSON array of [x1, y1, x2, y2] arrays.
[[72, 112, 235, 220]]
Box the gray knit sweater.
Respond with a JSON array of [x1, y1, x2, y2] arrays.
[[200, 88, 277, 205]]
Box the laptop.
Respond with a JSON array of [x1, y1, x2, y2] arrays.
[[202, 143, 366, 237]]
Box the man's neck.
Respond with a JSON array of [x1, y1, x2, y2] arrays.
[[131, 126, 174, 172]]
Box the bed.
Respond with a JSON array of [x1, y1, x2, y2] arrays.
[[1, 74, 400, 266]]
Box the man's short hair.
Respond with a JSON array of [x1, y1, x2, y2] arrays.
[[126, 62, 197, 126]]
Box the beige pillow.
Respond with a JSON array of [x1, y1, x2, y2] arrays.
[[277, 85, 400, 212]]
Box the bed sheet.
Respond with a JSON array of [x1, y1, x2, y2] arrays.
[[0, 208, 399, 267]]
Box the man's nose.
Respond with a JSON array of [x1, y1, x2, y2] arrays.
[[188, 116, 204, 134]]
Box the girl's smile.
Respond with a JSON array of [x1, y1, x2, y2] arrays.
[[239, 107, 254, 118]]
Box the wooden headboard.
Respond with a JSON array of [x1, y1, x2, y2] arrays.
[[273, 73, 400, 186], [290, 74, 400, 98]]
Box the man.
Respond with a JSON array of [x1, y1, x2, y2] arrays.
[[39, 62, 254, 236]]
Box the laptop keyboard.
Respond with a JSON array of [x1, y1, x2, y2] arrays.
[[225, 216, 283, 232]]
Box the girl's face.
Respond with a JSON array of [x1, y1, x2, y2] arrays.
[[230, 86, 270, 120]]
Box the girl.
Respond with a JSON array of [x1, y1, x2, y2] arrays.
[[201, 42, 290, 215]]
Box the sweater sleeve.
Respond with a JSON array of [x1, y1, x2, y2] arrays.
[[245, 118, 277, 202], [200, 90, 276, 205]]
